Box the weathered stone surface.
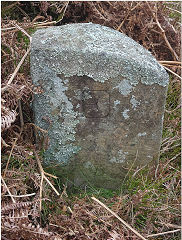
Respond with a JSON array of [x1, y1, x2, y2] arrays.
[[31, 23, 169, 189]]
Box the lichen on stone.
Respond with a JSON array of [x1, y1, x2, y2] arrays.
[[122, 109, 130, 119], [32, 23, 169, 90], [130, 95, 141, 110], [31, 23, 169, 187]]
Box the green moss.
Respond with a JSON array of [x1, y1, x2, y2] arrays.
[[135, 213, 147, 228], [17, 31, 30, 46], [1, 155, 22, 170], [1, 44, 11, 55]]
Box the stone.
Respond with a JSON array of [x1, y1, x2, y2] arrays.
[[31, 23, 169, 189]]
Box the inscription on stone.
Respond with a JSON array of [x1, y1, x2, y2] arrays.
[[31, 23, 169, 189], [82, 90, 110, 118]]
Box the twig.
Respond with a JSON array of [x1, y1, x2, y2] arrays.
[[161, 143, 181, 154], [56, 1, 69, 24], [155, 15, 179, 61], [26, 123, 48, 134], [16, 5, 30, 19], [147, 2, 179, 61], [1, 176, 16, 203], [91, 2, 107, 21], [1, 21, 56, 32], [2, 1, 19, 11], [117, 2, 134, 31], [44, 175, 60, 195], [1, 47, 30, 92], [155, 163, 160, 178], [4, 193, 36, 198], [40, 174, 44, 211], [161, 64, 181, 68], [162, 65, 182, 80], [3, 138, 18, 177], [1, 137, 10, 148], [147, 229, 181, 238], [18, 99, 24, 131], [166, 6, 182, 15], [159, 61, 181, 65], [169, 165, 181, 172], [67, 206, 73, 214], [33, 150, 60, 211], [162, 135, 178, 146], [117, 2, 142, 31], [33, 20, 56, 26], [161, 152, 181, 175], [1, 24, 32, 93], [44, 172, 58, 179], [132, 164, 147, 178], [159, 222, 182, 229], [14, 24, 32, 41], [91, 197, 147, 240]]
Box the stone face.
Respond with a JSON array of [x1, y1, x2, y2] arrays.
[[31, 23, 169, 189]]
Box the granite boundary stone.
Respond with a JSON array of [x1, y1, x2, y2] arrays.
[[31, 23, 169, 189]]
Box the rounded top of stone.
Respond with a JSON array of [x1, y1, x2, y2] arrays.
[[31, 23, 169, 87]]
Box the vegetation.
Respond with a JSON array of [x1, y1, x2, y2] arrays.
[[1, 2, 181, 240]]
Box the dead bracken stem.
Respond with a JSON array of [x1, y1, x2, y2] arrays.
[[1, 47, 30, 93], [146, 229, 181, 238], [117, 2, 134, 31], [161, 64, 181, 68], [3, 138, 18, 178], [18, 100, 24, 131], [1, 24, 32, 93], [162, 66, 182, 80], [56, 1, 69, 24], [159, 61, 181, 65], [1, 137, 10, 148], [117, 2, 141, 31], [4, 193, 36, 198], [1, 176, 16, 203], [14, 23, 32, 39], [26, 123, 48, 134], [147, 2, 179, 61], [91, 196, 147, 240], [33, 150, 60, 211]]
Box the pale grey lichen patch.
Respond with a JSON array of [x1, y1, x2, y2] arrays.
[[114, 100, 120, 109], [114, 79, 134, 96], [152, 132, 159, 140], [122, 109, 130, 119], [130, 95, 140, 110], [31, 69, 82, 164], [32, 23, 169, 88], [76, 103, 80, 109], [138, 132, 147, 137], [84, 161, 95, 170], [117, 150, 128, 163], [109, 157, 117, 163], [109, 150, 128, 164]]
